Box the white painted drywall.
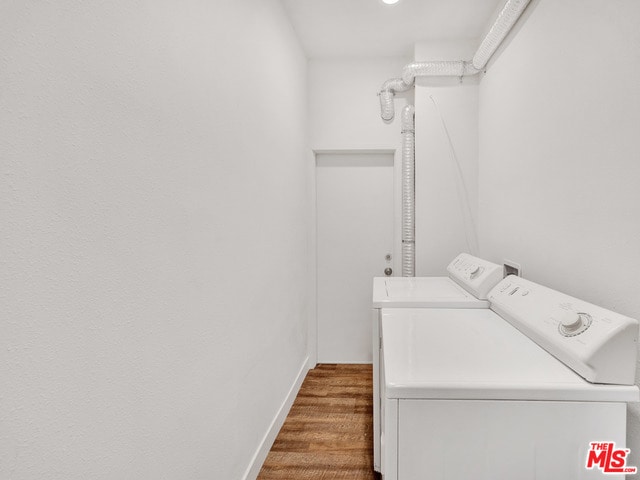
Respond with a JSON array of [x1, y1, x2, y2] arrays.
[[0, 1, 309, 479], [414, 41, 480, 275], [478, 0, 640, 464]]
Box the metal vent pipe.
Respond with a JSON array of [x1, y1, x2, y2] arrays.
[[378, 0, 530, 276], [378, 0, 531, 122]]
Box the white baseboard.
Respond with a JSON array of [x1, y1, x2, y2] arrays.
[[242, 355, 310, 480]]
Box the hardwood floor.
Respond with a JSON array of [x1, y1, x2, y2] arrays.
[[257, 363, 378, 480]]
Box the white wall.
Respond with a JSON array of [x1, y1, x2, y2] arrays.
[[414, 41, 480, 275], [478, 0, 640, 464], [0, 1, 309, 479]]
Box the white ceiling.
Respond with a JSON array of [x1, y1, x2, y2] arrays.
[[281, 0, 505, 59]]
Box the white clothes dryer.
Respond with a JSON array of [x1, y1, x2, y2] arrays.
[[380, 276, 639, 480], [371, 253, 503, 472]]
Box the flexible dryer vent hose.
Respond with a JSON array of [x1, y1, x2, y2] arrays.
[[401, 105, 415, 277]]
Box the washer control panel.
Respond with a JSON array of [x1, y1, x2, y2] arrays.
[[489, 276, 639, 385], [446, 253, 503, 300]]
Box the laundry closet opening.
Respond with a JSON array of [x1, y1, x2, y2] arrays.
[[315, 151, 395, 364]]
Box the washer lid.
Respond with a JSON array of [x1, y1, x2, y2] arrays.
[[372, 277, 488, 308], [381, 308, 639, 402]]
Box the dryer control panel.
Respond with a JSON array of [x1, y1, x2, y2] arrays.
[[446, 253, 504, 300], [489, 276, 639, 385]]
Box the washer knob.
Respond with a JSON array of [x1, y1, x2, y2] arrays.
[[558, 311, 592, 336], [560, 311, 583, 332]]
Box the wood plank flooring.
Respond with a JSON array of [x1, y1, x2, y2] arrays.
[[257, 363, 378, 480]]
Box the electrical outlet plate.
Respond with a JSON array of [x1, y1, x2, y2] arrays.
[[503, 259, 521, 278]]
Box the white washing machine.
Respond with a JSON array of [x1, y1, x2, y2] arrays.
[[372, 253, 504, 472], [380, 275, 639, 480]]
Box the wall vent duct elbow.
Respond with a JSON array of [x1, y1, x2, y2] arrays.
[[378, 78, 412, 122]]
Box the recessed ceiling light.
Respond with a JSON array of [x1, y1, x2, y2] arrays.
[[381, 0, 401, 5]]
